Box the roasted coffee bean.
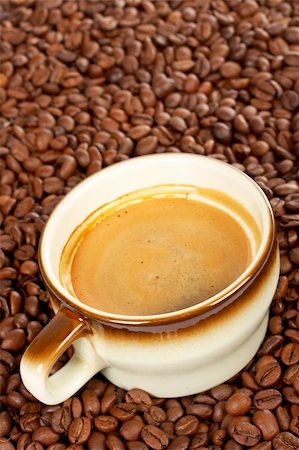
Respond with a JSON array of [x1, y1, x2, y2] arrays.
[[281, 343, 299, 366], [1, 329, 26, 352], [211, 385, 234, 401], [253, 389, 282, 410], [120, 417, 144, 441], [0, 411, 11, 437], [189, 431, 209, 448], [186, 403, 213, 419], [175, 415, 199, 436], [85, 379, 106, 397], [47, 444, 67, 450], [255, 361, 282, 387], [68, 417, 92, 444], [144, 406, 166, 425], [110, 403, 136, 422], [273, 431, 299, 449], [94, 415, 118, 433], [125, 389, 152, 412], [252, 410, 280, 440], [81, 389, 101, 417], [100, 391, 117, 414], [168, 435, 190, 450], [276, 406, 291, 431], [25, 443, 44, 450], [141, 425, 169, 449], [86, 431, 106, 450], [225, 392, 252, 416], [224, 439, 244, 450], [31, 426, 60, 445], [0, 438, 15, 450], [51, 407, 72, 434], [227, 416, 251, 437], [20, 413, 40, 433], [232, 422, 261, 446], [106, 435, 125, 450]]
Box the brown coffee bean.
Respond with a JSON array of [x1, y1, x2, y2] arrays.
[[141, 425, 168, 449], [213, 123, 232, 143], [16, 432, 31, 450], [283, 365, 299, 385], [0, 318, 14, 339], [87, 431, 106, 450], [120, 417, 144, 441], [128, 126, 151, 140], [94, 415, 118, 433], [282, 387, 299, 404], [186, 403, 213, 419], [211, 385, 234, 401], [68, 417, 92, 444], [20, 413, 40, 433], [220, 62, 241, 78], [273, 431, 299, 449], [189, 431, 209, 448], [253, 410, 280, 440], [47, 444, 67, 450], [25, 442, 45, 450], [281, 343, 299, 366], [281, 91, 299, 111], [101, 391, 117, 414], [276, 406, 291, 432], [32, 426, 60, 445], [85, 379, 105, 397], [110, 403, 136, 422], [225, 392, 252, 416], [253, 389, 282, 410], [227, 416, 251, 437], [0, 438, 15, 450], [290, 416, 299, 436], [2, 329, 26, 351], [175, 415, 199, 436], [51, 407, 71, 434], [126, 389, 152, 412], [135, 136, 158, 156], [144, 406, 166, 425], [81, 389, 100, 417], [153, 74, 176, 98], [224, 439, 244, 450], [43, 177, 64, 194], [168, 435, 190, 450], [250, 443, 272, 450], [24, 296, 39, 317], [0, 411, 11, 437], [232, 422, 261, 446], [106, 435, 125, 450], [255, 361, 282, 387], [160, 421, 174, 439]]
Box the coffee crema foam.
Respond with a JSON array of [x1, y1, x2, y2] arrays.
[[60, 185, 257, 316]]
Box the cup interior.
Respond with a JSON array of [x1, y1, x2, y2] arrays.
[[40, 154, 274, 321]]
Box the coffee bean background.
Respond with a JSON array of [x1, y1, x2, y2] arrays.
[[0, 0, 298, 448]]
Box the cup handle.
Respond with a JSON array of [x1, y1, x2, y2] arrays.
[[20, 306, 106, 405]]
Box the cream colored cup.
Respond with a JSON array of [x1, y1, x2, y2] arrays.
[[20, 154, 279, 405]]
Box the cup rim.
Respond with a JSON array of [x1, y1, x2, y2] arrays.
[[39, 154, 275, 326]]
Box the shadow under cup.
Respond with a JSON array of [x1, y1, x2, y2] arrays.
[[20, 154, 280, 405]]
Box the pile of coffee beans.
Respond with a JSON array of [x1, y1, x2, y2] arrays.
[[0, 0, 298, 448]]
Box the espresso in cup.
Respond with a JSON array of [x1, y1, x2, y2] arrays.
[[60, 185, 256, 316], [21, 154, 278, 405]]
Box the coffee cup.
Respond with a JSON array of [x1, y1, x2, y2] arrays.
[[20, 153, 279, 405]]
